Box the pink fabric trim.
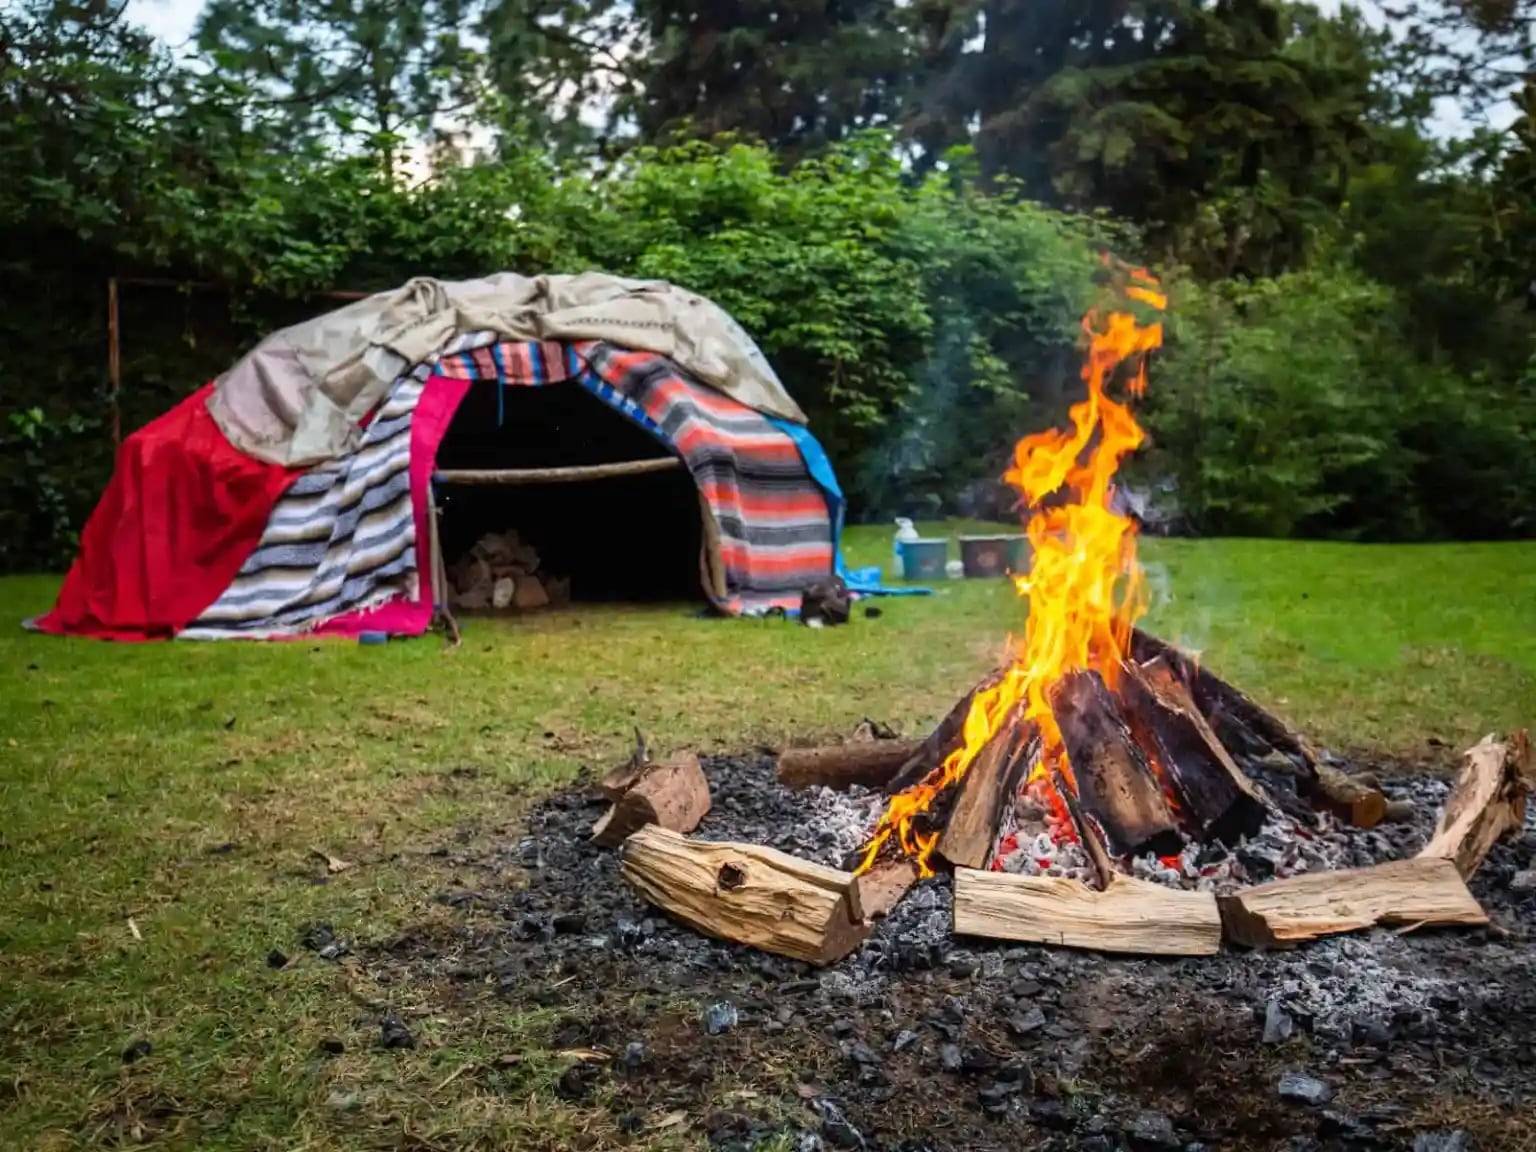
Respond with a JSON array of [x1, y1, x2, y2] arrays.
[[311, 374, 472, 638]]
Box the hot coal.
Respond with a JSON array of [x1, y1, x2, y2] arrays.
[[353, 753, 1536, 1151]]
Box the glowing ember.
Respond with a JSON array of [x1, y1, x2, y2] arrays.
[[857, 262, 1166, 878]]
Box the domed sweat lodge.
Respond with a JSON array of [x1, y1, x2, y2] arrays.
[[30, 273, 857, 641]]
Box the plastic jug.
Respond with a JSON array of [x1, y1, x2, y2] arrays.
[[892, 518, 919, 579]]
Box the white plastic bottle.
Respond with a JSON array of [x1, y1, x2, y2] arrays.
[[892, 518, 919, 579]]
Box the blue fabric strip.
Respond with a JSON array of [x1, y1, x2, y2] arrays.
[[766, 418, 931, 597]]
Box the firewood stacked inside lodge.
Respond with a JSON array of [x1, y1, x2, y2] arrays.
[[448, 530, 569, 613], [607, 630, 1531, 966]]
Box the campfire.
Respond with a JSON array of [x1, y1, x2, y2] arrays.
[[591, 263, 1532, 965]]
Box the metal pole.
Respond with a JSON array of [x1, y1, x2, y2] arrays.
[[108, 276, 121, 453]]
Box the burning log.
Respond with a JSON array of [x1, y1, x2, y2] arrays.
[[777, 738, 924, 791], [884, 672, 1005, 796], [620, 826, 870, 965], [1120, 657, 1272, 845], [937, 719, 1037, 870], [1419, 731, 1533, 879], [952, 868, 1222, 957], [591, 752, 711, 848], [1129, 629, 1391, 827], [1217, 857, 1488, 950], [1050, 669, 1184, 860]]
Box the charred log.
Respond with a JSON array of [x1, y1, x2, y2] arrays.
[[1120, 657, 1272, 845], [1050, 669, 1184, 860], [935, 717, 1037, 870]]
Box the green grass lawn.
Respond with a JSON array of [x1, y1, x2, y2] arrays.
[[1, 529, 1532, 1150]]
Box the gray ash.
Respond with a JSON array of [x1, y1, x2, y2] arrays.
[[361, 754, 1536, 1152]]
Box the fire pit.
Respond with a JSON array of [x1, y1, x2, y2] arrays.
[[593, 264, 1533, 967]]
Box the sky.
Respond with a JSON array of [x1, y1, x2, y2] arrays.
[[123, 0, 1509, 139]]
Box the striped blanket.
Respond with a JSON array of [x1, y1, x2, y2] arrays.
[[183, 336, 834, 636], [179, 366, 436, 639], [438, 340, 836, 615]]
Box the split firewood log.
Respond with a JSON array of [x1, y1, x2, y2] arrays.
[[953, 868, 1222, 956], [1049, 669, 1183, 859], [620, 827, 870, 965], [592, 751, 711, 847], [936, 718, 1037, 870], [1419, 731, 1532, 879], [1218, 856, 1488, 949], [1129, 629, 1392, 827], [1119, 657, 1271, 845], [776, 738, 923, 791]]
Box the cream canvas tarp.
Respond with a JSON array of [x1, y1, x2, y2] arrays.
[[207, 271, 807, 467]]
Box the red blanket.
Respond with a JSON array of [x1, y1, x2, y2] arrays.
[[33, 385, 298, 640]]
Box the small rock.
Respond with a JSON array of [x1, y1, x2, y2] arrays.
[[318, 1037, 346, 1055], [828, 1018, 855, 1038], [1008, 1007, 1046, 1038], [299, 922, 337, 951], [1011, 979, 1043, 998], [1510, 870, 1536, 891], [614, 918, 645, 948], [1277, 1072, 1333, 1106], [551, 912, 586, 934], [379, 1013, 416, 1050], [948, 958, 980, 979], [555, 1063, 594, 1101], [620, 1041, 647, 1072], [1351, 1017, 1394, 1047], [1126, 1110, 1180, 1150], [1412, 1133, 1470, 1152], [266, 948, 290, 970], [516, 838, 541, 868], [847, 1042, 882, 1066], [938, 1043, 963, 1073], [1262, 999, 1293, 1044], [977, 1080, 1021, 1110], [703, 1002, 739, 1036], [813, 1098, 866, 1149], [1029, 1100, 1076, 1131], [121, 1038, 153, 1064], [892, 1029, 919, 1053]]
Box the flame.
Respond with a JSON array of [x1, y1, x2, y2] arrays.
[[857, 263, 1165, 878]]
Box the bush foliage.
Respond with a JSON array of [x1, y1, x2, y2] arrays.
[[1, 4, 1531, 571]]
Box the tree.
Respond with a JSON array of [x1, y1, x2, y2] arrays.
[[194, 0, 486, 168], [1382, 0, 1536, 121], [965, 0, 1382, 278], [624, 0, 915, 160]]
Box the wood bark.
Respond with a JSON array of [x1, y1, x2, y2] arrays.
[[1218, 857, 1489, 950], [1419, 731, 1533, 879], [952, 868, 1222, 956], [884, 671, 1005, 796], [936, 718, 1037, 870], [620, 827, 871, 965], [1129, 629, 1319, 770], [1050, 669, 1184, 860], [1312, 763, 1389, 828], [592, 752, 711, 847], [854, 857, 920, 921], [598, 728, 652, 802], [777, 739, 924, 791], [1120, 657, 1271, 845]]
